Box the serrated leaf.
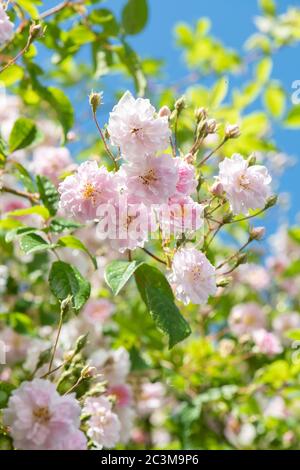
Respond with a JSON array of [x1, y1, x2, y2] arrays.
[[122, 0, 148, 35], [20, 233, 50, 254], [57, 235, 97, 269], [5, 226, 36, 243], [105, 260, 144, 295], [48, 217, 83, 234], [9, 118, 37, 153], [135, 264, 191, 348], [36, 175, 59, 216], [49, 261, 91, 312], [12, 161, 36, 192]]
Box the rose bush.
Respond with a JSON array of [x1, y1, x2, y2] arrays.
[[0, 0, 300, 450]]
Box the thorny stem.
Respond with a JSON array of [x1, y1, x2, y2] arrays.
[[92, 111, 118, 170]]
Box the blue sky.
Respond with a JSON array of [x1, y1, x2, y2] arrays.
[[40, 0, 300, 231], [108, 0, 300, 228]]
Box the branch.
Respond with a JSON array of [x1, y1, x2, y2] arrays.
[[92, 111, 118, 170], [1, 185, 39, 203], [141, 247, 167, 266], [198, 137, 227, 167]]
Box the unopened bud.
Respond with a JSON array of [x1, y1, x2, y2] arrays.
[[225, 123, 240, 139], [174, 96, 185, 112], [217, 277, 231, 287], [249, 226, 266, 241], [219, 338, 235, 357], [196, 121, 208, 140], [29, 23, 44, 40], [210, 181, 224, 197], [67, 131, 77, 142], [236, 252, 248, 266], [74, 333, 89, 354], [60, 295, 72, 313], [89, 91, 103, 113], [195, 107, 207, 122], [184, 152, 194, 165], [158, 105, 171, 118], [81, 366, 97, 379], [207, 118, 217, 134], [265, 194, 278, 209], [222, 212, 233, 224], [64, 350, 75, 362], [247, 153, 257, 166], [197, 172, 204, 192]]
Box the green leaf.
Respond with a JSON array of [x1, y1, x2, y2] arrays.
[[0, 64, 23, 85], [13, 161, 36, 192], [288, 227, 300, 244], [104, 260, 144, 295], [283, 259, 300, 277], [260, 0, 276, 16], [0, 432, 13, 450], [9, 118, 37, 153], [210, 76, 228, 108], [122, 0, 148, 35], [116, 41, 147, 96], [36, 175, 59, 216], [256, 57, 272, 84], [135, 264, 191, 348], [29, 79, 74, 140], [285, 329, 300, 341], [46, 87, 74, 140], [20, 233, 50, 254], [263, 82, 285, 118], [90, 8, 119, 36], [57, 235, 97, 269], [48, 217, 83, 234], [284, 105, 300, 128], [7, 205, 50, 220], [5, 226, 36, 243], [49, 261, 91, 312], [17, 0, 40, 17], [0, 311, 34, 334], [0, 382, 15, 409], [66, 24, 96, 45]]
